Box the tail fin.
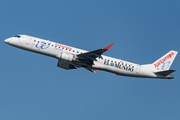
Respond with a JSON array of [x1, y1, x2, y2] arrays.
[[142, 50, 178, 72]]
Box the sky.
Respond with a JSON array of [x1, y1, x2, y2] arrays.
[[1, 0, 180, 120]]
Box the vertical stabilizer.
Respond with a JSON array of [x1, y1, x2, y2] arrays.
[[142, 50, 178, 72]]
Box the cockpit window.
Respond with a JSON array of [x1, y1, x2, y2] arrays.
[[14, 35, 21, 38]]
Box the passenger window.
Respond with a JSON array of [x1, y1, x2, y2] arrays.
[[52, 45, 53, 46], [73, 50, 74, 52], [34, 40, 36, 42], [77, 51, 79, 53]]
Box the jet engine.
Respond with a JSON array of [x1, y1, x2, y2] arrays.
[[57, 60, 76, 70], [59, 52, 76, 62]]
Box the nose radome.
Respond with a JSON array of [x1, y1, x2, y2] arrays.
[[4, 38, 11, 43], [4, 39, 8, 43]]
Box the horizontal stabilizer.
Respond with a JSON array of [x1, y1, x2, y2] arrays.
[[154, 69, 175, 76]]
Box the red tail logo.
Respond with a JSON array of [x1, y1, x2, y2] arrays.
[[154, 52, 174, 68]]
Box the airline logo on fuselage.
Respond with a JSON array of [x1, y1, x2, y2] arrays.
[[36, 41, 51, 49], [154, 52, 174, 68]]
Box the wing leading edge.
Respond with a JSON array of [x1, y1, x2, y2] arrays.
[[77, 43, 114, 60]]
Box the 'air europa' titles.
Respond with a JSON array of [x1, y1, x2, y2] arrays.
[[55, 43, 72, 50], [154, 52, 174, 68]]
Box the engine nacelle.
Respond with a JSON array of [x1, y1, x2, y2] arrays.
[[59, 52, 76, 62], [57, 60, 76, 70]]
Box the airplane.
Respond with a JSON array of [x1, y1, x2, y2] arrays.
[[4, 35, 178, 79]]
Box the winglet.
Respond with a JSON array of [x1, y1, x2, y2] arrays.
[[103, 43, 114, 50]]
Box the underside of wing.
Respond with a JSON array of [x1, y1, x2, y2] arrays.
[[71, 43, 114, 73]]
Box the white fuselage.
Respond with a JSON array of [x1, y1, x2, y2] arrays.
[[4, 35, 167, 79]]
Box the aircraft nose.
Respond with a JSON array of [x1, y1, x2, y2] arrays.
[[4, 38, 11, 43]]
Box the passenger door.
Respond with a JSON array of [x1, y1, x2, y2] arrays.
[[26, 36, 31, 45], [136, 64, 141, 74]]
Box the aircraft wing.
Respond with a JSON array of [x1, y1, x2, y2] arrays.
[[77, 43, 114, 60]]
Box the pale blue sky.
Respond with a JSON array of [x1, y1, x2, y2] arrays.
[[1, 0, 180, 120]]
